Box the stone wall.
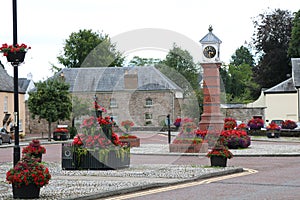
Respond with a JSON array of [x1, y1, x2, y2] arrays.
[[26, 90, 182, 135], [221, 107, 265, 122]]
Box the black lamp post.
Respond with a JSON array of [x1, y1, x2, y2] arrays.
[[12, 0, 20, 166]]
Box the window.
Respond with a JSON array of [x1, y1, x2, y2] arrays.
[[19, 119, 23, 132], [145, 98, 153, 107], [110, 98, 117, 108], [145, 113, 152, 120], [4, 96, 8, 113]]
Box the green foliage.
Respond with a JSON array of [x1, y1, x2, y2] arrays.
[[128, 56, 161, 66], [156, 44, 201, 118], [28, 78, 72, 140], [162, 44, 199, 90], [230, 46, 255, 67], [288, 9, 300, 58], [252, 9, 293, 89], [221, 45, 259, 103], [56, 29, 125, 70]]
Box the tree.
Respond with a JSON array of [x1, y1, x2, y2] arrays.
[[252, 9, 293, 89], [161, 44, 200, 90], [230, 46, 255, 67], [56, 29, 125, 70], [220, 45, 259, 102], [226, 63, 259, 103], [28, 78, 72, 141], [128, 56, 161, 66], [156, 44, 202, 119], [288, 9, 300, 58]]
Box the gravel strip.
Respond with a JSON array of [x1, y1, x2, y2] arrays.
[[0, 162, 241, 200]]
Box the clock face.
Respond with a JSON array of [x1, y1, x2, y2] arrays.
[[203, 46, 216, 58]]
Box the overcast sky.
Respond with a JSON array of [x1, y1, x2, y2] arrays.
[[0, 0, 299, 82]]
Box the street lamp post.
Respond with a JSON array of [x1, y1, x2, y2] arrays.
[[12, 0, 20, 166]]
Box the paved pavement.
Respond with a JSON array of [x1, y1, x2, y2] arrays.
[[0, 133, 300, 199]]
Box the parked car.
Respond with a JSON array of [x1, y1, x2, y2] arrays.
[[270, 120, 284, 127], [295, 122, 300, 130], [0, 127, 12, 145]]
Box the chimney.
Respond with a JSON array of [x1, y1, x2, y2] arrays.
[[124, 69, 138, 89]]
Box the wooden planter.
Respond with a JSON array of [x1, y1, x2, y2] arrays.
[[169, 143, 208, 153], [61, 143, 130, 170], [120, 138, 140, 147]]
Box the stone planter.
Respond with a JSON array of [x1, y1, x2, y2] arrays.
[[119, 138, 140, 147], [61, 143, 130, 170], [169, 143, 208, 153]]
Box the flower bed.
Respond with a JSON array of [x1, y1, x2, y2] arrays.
[[119, 135, 140, 147], [169, 118, 208, 153], [247, 118, 264, 130], [192, 129, 251, 149]]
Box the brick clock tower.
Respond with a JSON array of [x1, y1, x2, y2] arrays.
[[199, 26, 224, 132]]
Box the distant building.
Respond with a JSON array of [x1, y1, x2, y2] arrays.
[[28, 66, 185, 134], [0, 67, 26, 134], [222, 58, 300, 124]]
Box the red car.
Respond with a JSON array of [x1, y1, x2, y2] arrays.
[[0, 127, 12, 145]]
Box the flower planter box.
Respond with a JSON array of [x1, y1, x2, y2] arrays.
[[12, 183, 40, 199], [169, 143, 208, 153], [7, 52, 26, 63], [61, 143, 130, 170], [120, 138, 140, 147], [267, 131, 280, 138], [210, 156, 227, 167]]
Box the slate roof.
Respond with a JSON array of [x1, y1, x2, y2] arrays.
[[0, 67, 26, 93], [264, 58, 300, 94], [0, 67, 14, 92], [199, 26, 222, 44], [57, 66, 183, 93], [292, 58, 300, 88], [264, 78, 297, 94], [18, 78, 31, 92]]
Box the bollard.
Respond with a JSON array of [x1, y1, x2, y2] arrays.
[[167, 114, 171, 144]]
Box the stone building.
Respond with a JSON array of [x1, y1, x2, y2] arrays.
[[28, 66, 185, 134], [0, 66, 26, 135]]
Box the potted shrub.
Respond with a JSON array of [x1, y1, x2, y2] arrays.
[[207, 142, 233, 167], [219, 130, 251, 149], [6, 153, 51, 198], [173, 117, 182, 130], [266, 122, 281, 138], [224, 118, 237, 130], [281, 120, 297, 130], [236, 123, 248, 131], [22, 139, 46, 162], [247, 118, 264, 130]]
